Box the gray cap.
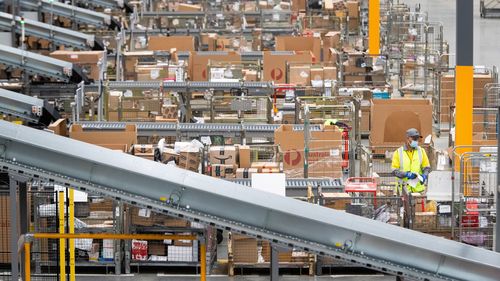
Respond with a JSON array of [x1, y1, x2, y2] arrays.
[[406, 128, 422, 138]]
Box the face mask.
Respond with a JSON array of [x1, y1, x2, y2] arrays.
[[410, 140, 418, 148]]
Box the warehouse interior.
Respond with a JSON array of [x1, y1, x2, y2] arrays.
[[0, 0, 499, 280]]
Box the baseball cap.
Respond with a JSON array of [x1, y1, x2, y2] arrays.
[[406, 128, 422, 138]]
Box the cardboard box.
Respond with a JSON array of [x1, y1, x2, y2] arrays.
[[412, 193, 427, 213], [177, 3, 202, 11], [132, 144, 154, 154], [369, 99, 433, 146], [50, 50, 105, 64], [211, 164, 236, 178], [414, 212, 437, 229], [148, 36, 195, 51], [345, 1, 360, 18], [178, 151, 200, 172], [323, 32, 341, 56], [323, 66, 338, 80], [236, 168, 258, 178], [292, 0, 306, 11], [209, 146, 237, 165], [238, 145, 251, 168], [48, 119, 68, 136], [261, 241, 293, 262], [131, 207, 155, 226], [161, 148, 179, 164], [289, 65, 311, 85], [263, 51, 314, 83], [310, 67, 324, 81], [274, 125, 343, 178], [70, 124, 137, 148], [261, 168, 280, 173], [148, 243, 166, 256], [275, 36, 321, 61], [190, 51, 241, 81], [322, 192, 351, 210], [325, 48, 340, 63], [162, 105, 178, 119], [232, 235, 258, 263], [158, 217, 190, 228], [251, 162, 280, 173]]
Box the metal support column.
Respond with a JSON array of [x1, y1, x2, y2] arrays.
[[19, 181, 28, 277], [270, 244, 279, 281], [368, 0, 380, 55], [496, 106, 500, 252], [9, 175, 19, 280], [455, 0, 474, 152]]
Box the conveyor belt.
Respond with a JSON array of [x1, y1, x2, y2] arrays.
[[19, 0, 120, 30], [226, 178, 343, 197], [1, 120, 499, 281], [78, 122, 322, 138], [0, 44, 88, 83], [0, 12, 96, 50], [0, 88, 59, 125]]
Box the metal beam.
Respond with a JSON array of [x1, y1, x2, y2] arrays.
[[77, 122, 323, 138], [19, 0, 116, 29], [125, 28, 295, 36], [0, 88, 60, 125], [75, 0, 124, 9], [0, 44, 73, 82], [0, 11, 95, 49], [0, 120, 500, 281]]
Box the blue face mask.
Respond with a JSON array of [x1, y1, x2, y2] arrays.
[[410, 140, 418, 148]]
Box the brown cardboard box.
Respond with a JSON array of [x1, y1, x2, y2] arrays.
[[275, 36, 321, 61], [345, 1, 360, 18], [162, 148, 179, 164], [178, 151, 200, 172], [70, 124, 137, 148], [132, 144, 154, 154], [310, 67, 324, 81], [50, 50, 105, 64], [48, 119, 68, 136], [244, 70, 258, 81], [232, 235, 258, 263], [348, 17, 360, 31], [369, 99, 432, 146], [261, 168, 280, 173], [274, 125, 343, 178], [236, 168, 258, 178], [211, 164, 236, 178], [157, 217, 190, 228], [263, 51, 314, 83], [412, 193, 427, 212], [148, 36, 195, 51], [209, 146, 237, 165], [324, 66, 338, 80], [131, 207, 155, 226], [162, 105, 178, 119], [238, 145, 251, 168], [292, 0, 306, 11], [322, 192, 351, 210], [414, 212, 437, 229], [148, 243, 166, 255], [323, 32, 341, 56], [177, 3, 202, 11], [190, 51, 241, 81], [289, 65, 311, 85], [251, 162, 280, 172], [325, 48, 340, 63], [262, 241, 293, 262], [360, 106, 370, 132]]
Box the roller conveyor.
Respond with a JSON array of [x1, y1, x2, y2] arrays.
[[0, 120, 499, 281]]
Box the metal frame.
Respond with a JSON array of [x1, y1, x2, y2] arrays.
[[480, 0, 500, 18], [19, 0, 115, 29], [0, 88, 44, 123], [0, 11, 96, 50], [1, 121, 500, 281], [0, 44, 74, 82]]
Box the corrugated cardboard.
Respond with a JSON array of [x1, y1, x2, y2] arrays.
[[48, 119, 68, 136], [177, 3, 202, 11], [263, 51, 314, 83], [148, 36, 195, 51], [262, 241, 292, 262], [274, 125, 343, 178], [232, 235, 258, 263], [236, 168, 258, 178], [369, 99, 433, 146], [50, 50, 105, 80], [70, 124, 137, 148], [209, 146, 237, 165], [289, 65, 311, 85], [345, 1, 360, 18], [322, 192, 351, 210], [148, 243, 166, 256], [323, 32, 341, 57], [251, 162, 280, 172], [132, 144, 154, 154], [178, 151, 200, 172], [211, 164, 236, 178], [238, 145, 251, 168], [162, 148, 179, 164], [323, 66, 338, 80], [190, 51, 241, 81], [275, 36, 321, 61]]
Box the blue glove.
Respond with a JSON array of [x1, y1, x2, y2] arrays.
[[405, 172, 417, 179], [421, 174, 428, 184]]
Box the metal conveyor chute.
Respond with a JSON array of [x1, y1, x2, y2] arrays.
[[0, 88, 60, 125], [0, 120, 499, 281]]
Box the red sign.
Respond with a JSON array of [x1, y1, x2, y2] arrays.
[[284, 150, 301, 166], [270, 68, 283, 81]]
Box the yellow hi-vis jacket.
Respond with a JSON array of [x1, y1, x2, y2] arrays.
[[391, 146, 430, 193]]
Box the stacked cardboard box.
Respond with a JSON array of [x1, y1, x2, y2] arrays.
[[275, 36, 321, 61], [69, 124, 137, 151], [0, 195, 11, 263], [322, 192, 351, 210], [236, 168, 258, 179], [131, 144, 155, 160], [189, 51, 241, 81], [263, 51, 314, 83], [148, 36, 195, 52], [261, 241, 293, 262], [274, 125, 343, 178], [439, 73, 494, 123], [232, 235, 258, 263], [178, 151, 200, 172]]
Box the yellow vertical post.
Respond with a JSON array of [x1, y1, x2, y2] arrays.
[[454, 65, 474, 164], [58, 191, 66, 281], [24, 242, 30, 281], [68, 189, 75, 281], [368, 0, 380, 55], [200, 242, 206, 281]]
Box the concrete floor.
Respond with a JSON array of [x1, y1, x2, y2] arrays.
[[75, 274, 395, 281], [402, 0, 500, 68]]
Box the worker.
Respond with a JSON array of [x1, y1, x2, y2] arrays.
[[391, 128, 431, 194]]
